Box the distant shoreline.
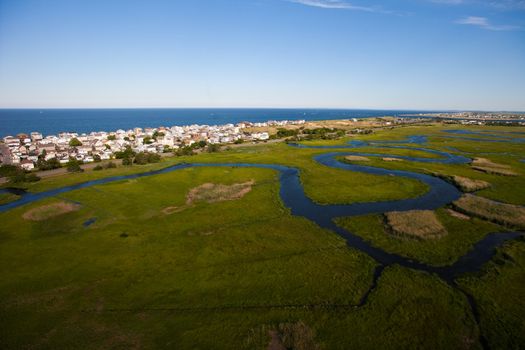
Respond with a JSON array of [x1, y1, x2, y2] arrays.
[[0, 108, 438, 137]]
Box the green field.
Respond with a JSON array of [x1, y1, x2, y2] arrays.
[[1, 123, 524, 349]]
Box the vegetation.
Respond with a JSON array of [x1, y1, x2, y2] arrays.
[[0, 167, 378, 349], [344, 155, 370, 162], [0, 165, 40, 184], [443, 174, 490, 192], [36, 150, 61, 171], [336, 209, 503, 266], [453, 194, 525, 229], [22, 201, 81, 221], [0, 124, 524, 348], [385, 210, 447, 240], [68, 137, 82, 147], [273, 127, 346, 141], [133, 152, 161, 165], [0, 193, 19, 205], [114, 146, 136, 160], [471, 157, 518, 176], [66, 157, 84, 173], [207, 143, 221, 153], [459, 238, 525, 349], [93, 161, 117, 171]]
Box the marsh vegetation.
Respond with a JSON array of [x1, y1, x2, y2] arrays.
[[1, 123, 524, 349]]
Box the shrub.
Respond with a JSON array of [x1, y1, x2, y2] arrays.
[[147, 153, 161, 163], [36, 157, 61, 171], [67, 157, 83, 173], [176, 146, 194, 156], [0, 164, 21, 177], [69, 138, 82, 147], [115, 146, 135, 159], [122, 156, 133, 166], [207, 144, 221, 153], [133, 152, 149, 165], [6, 168, 40, 184]]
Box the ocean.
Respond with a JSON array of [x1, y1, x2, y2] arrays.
[[0, 108, 435, 137]]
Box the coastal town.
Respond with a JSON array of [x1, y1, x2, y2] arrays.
[[0, 119, 308, 170], [2, 113, 518, 173]]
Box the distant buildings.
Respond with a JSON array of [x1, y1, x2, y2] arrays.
[[0, 119, 305, 168]]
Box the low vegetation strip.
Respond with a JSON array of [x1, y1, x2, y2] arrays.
[[453, 194, 525, 229], [385, 210, 447, 240], [187, 180, 254, 204], [432, 173, 491, 193], [0, 193, 19, 205], [22, 201, 81, 221], [451, 175, 490, 192], [344, 155, 370, 162], [163, 180, 255, 214], [471, 157, 518, 176]]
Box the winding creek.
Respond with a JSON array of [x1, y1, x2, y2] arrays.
[[1, 132, 524, 348]]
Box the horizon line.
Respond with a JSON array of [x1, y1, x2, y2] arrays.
[[0, 107, 523, 113]]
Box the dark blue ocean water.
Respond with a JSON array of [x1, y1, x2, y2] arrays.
[[0, 108, 435, 137]]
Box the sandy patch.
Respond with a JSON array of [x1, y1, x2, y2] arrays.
[[385, 210, 447, 239], [22, 201, 81, 221], [345, 155, 370, 162], [453, 194, 525, 229], [471, 158, 518, 176], [382, 157, 403, 162], [163, 180, 255, 215]]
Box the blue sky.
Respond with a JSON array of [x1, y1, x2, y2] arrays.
[[0, 0, 524, 110]]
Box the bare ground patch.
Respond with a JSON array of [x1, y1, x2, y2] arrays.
[[452, 194, 525, 229], [382, 157, 403, 162], [471, 158, 518, 176], [385, 210, 447, 240], [163, 180, 255, 215], [345, 155, 370, 162], [22, 201, 81, 221]]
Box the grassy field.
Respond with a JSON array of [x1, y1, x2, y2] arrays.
[[458, 238, 525, 350], [335, 209, 503, 266], [0, 192, 19, 205], [4, 142, 430, 206], [1, 123, 524, 349]]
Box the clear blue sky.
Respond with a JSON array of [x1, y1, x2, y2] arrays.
[[0, 0, 524, 110]]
